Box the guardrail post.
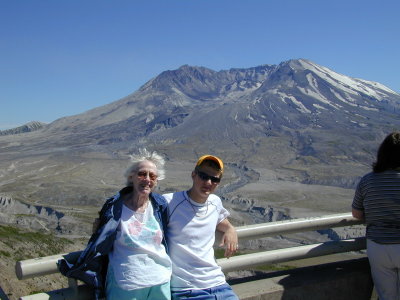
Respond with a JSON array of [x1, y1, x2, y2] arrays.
[[67, 278, 78, 297]]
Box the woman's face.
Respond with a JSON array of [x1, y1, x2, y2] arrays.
[[130, 160, 158, 196]]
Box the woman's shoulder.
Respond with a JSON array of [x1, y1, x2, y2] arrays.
[[362, 170, 400, 180], [360, 171, 374, 180], [100, 187, 130, 214], [150, 192, 168, 206]]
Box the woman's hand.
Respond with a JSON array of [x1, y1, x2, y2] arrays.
[[352, 208, 365, 220]]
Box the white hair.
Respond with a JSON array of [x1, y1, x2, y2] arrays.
[[124, 148, 166, 186]]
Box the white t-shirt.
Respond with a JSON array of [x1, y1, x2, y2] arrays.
[[163, 191, 230, 290], [108, 203, 171, 290]]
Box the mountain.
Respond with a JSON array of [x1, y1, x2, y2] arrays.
[[0, 121, 46, 136], [0, 58, 399, 230], [9, 58, 397, 166]]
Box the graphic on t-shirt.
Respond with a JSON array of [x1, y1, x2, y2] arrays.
[[127, 220, 143, 235], [109, 204, 172, 291], [123, 213, 163, 248]]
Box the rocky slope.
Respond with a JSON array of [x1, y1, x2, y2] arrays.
[[0, 224, 86, 300], [0, 121, 46, 136]]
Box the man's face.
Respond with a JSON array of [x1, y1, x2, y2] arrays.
[[191, 164, 222, 199]]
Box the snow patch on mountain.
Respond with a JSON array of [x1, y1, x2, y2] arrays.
[[329, 89, 357, 107], [313, 104, 327, 110], [356, 79, 397, 94], [299, 59, 396, 101], [297, 85, 340, 110], [360, 105, 379, 112], [277, 92, 311, 114]]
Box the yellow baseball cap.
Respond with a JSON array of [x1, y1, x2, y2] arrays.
[[196, 155, 224, 172]]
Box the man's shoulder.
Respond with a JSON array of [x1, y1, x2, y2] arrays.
[[163, 191, 185, 202], [162, 192, 175, 199], [150, 192, 168, 206], [207, 193, 222, 204]]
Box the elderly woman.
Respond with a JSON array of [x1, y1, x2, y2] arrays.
[[352, 132, 400, 300], [59, 149, 171, 300]]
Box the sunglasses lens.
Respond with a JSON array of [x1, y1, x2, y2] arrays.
[[198, 172, 207, 181], [197, 171, 220, 183], [211, 177, 220, 183], [137, 171, 157, 181]]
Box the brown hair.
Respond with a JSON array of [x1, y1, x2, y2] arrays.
[[373, 132, 400, 173]]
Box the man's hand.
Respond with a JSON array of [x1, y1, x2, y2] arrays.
[[217, 219, 238, 258]]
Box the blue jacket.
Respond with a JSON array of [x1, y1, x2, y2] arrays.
[[58, 187, 169, 299]]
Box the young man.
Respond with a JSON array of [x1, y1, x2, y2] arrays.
[[163, 155, 239, 300]]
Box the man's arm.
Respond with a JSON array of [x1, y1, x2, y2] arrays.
[[217, 219, 238, 258], [352, 207, 365, 220]]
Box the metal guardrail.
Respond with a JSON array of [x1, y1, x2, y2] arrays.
[[219, 237, 366, 272], [235, 212, 362, 239], [16, 213, 365, 299], [15, 251, 81, 281]]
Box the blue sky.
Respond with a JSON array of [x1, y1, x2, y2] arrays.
[[1, 0, 399, 130]]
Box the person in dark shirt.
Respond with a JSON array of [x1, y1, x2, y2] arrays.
[[352, 132, 400, 300]]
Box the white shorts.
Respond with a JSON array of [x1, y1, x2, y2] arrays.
[[367, 239, 400, 300]]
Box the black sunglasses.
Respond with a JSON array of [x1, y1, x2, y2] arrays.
[[196, 170, 221, 183]]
